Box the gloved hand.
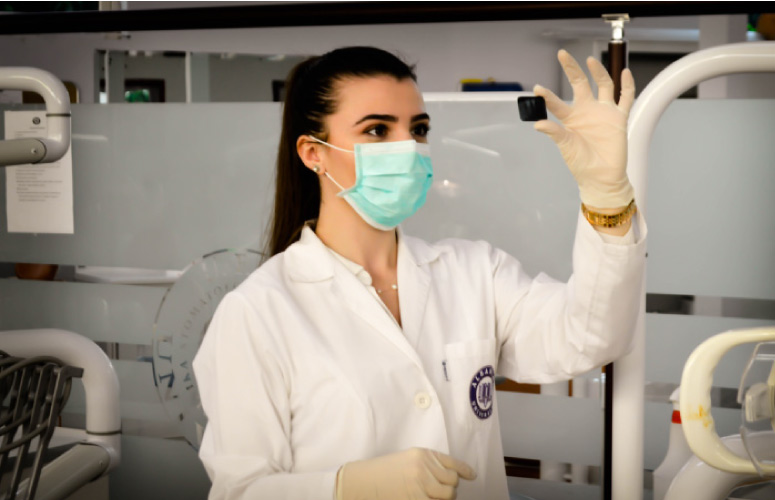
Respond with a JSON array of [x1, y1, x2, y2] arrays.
[[335, 447, 477, 500], [533, 49, 636, 209]]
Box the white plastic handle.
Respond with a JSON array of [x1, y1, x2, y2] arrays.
[[680, 326, 775, 475], [0, 67, 71, 165]]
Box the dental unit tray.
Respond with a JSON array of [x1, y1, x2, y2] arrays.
[[0, 352, 82, 500]]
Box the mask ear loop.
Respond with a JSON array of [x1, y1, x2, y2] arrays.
[[306, 135, 351, 192], [306, 135, 354, 153], [324, 172, 346, 192]]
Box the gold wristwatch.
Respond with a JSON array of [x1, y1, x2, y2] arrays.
[[581, 199, 637, 228]]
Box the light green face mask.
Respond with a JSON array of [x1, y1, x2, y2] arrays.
[[308, 137, 433, 230]]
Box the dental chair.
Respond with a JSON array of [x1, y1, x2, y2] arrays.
[[664, 327, 775, 500]]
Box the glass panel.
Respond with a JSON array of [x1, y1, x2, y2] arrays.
[[0, 279, 165, 345], [2, 100, 772, 288], [0, 98, 577, 273], [646, 314, 773, 388], [498, 391, 602, 465], [405, 97, 578, 280], [1, 103, 278, 269], [646, 100, 775, 301], [152, 249, 263, 448]]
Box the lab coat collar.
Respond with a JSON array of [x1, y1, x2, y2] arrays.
[[283, 225, 335, 283], [284, 224, 441, 283]]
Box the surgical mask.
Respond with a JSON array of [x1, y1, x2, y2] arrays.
[[308, 136, 433, 230]]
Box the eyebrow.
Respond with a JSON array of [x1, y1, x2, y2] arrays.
[[353, 113, 431, 126]]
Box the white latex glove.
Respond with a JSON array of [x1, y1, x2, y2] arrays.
[[534, 49, 636, 209], [335, 447, 477, 500]]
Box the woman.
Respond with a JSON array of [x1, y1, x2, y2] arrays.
[[193, 46, 646, 500]]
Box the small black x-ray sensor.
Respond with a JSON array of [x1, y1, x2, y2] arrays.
[[517, 96, 547, 121]]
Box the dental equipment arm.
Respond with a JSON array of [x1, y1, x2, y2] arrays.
[[680, 326, 775, 475], [0, 328, 122, 497], [0, 67, 71, 167]]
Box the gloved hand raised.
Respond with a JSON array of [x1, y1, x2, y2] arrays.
[[335, 447, 477, 500], [533, 49, 636, 209]]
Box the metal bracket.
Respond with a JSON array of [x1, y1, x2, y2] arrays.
[[603, 13, 631, 41]]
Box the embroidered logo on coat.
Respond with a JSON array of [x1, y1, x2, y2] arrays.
[[469, 365, 494, 419]]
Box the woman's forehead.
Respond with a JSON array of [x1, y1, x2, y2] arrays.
[[332, 75, 425, 118]]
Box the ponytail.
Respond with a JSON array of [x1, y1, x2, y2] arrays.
[[267, 57, 324, 257]]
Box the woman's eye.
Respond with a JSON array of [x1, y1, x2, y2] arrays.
[[365, 124, 389, 138], [413, 123, 430, 137]]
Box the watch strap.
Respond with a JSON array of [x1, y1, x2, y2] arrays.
[[581, 199, 637, 228]]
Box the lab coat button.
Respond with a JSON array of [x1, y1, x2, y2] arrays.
[[414, 392, 431, 409]]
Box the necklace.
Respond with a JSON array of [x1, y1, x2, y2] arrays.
[[375, 284, 398, 294]]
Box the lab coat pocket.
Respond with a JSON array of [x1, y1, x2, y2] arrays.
[[443, 338, 497, 431]]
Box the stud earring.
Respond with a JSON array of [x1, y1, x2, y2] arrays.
[[312, 166, 320, 173]]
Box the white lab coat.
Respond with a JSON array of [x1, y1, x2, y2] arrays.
[[193, 210, 647, 500]]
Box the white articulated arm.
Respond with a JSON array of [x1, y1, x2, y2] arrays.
[[0, 328, 121, 471], [0, 67, 71, 166]]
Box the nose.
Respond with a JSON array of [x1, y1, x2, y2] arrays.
[[394, 128, 416, 142]]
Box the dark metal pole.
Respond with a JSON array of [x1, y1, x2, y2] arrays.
[[602, 16, 628, 500], [603, 363, 615, 500], [608, 41, 628, 104]]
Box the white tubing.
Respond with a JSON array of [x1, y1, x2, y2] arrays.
[[614, 41, 775, 500], [0, 328, 121, 472], [0, 329, 121, 435], [0, 67, 71, 163]]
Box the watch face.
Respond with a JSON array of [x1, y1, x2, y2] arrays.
[[152, 249, 263, 450]]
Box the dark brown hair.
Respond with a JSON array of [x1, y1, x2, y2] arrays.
[[266, 46, 417, 256]]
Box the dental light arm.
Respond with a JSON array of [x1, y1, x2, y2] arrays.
[[0, 67, 71, 167]]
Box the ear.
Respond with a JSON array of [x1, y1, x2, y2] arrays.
[[296, 135, 325, 174]]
